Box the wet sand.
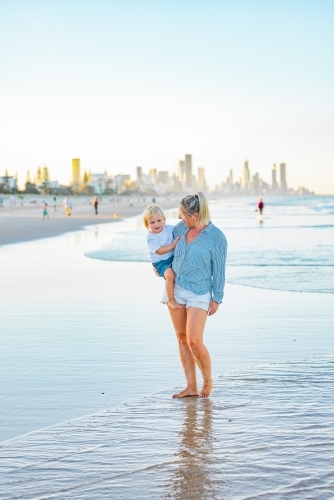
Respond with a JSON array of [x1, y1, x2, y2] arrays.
[[0, 196, 177, 246], [2, 359, 334, 499], [1, 215, 333, 443], [1, 210, 334, 498]]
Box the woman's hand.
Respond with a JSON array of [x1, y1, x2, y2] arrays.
[[208, 300, 219, 316]]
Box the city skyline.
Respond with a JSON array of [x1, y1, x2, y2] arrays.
[[0, 155, 314, 197], [0, 1, 333, 194]]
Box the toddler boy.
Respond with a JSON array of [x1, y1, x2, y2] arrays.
[[143, 205, 180, 309]]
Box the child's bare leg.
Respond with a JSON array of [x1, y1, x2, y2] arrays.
[[164, 267, 180, 309]]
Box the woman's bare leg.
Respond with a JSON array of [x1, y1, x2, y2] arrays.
[[168, 305, 199, 398], [186, 307, 212, 398]]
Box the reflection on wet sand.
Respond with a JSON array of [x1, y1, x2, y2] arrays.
[[165, 398, 226, 500], [2, 360, 334, 498]]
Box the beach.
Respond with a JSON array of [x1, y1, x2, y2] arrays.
[[0, 195, 177, 246], [1, 196, 334, 499]]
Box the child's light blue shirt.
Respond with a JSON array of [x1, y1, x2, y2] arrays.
[[147, 224, 174, 263]]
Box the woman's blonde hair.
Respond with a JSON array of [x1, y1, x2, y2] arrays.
[[179, 191, 210, 225], [142, 204, 166, 229]]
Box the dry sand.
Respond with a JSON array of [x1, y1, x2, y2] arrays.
[[0, 196, 178, 246]]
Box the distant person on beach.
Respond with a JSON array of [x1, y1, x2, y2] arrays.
[[0, 195, 4, 208], [42, 203, 49, 221], [62, 196, 71, 216], [93, 196, 99, 215], [162, 192, 227, 399], [143, 205, 181, 309], [53, 196, 57, 212], [256, 198, 264, 215]]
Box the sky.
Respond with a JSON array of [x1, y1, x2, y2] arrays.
[[0, 0, 333, 193]]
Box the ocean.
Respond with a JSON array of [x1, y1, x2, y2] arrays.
[[1, 195, 334, 499], [86, 195, 334, 294]]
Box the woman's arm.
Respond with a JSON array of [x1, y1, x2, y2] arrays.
[[211, 234, 228, 304]]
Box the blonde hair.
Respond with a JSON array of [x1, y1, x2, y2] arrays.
[[142, 204, 166, 229], [180, 191, 210, 225]]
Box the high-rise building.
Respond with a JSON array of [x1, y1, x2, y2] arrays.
[[171, 173, 181, 192], [185, 154, 192, 189], [115, 174, 130, 193], [198, 167, 205, 190], [177, 160, 185, 184], [252, 172, 259, 193], [149, 168, 157, 184], [243, 161, 250, 190], [136, 167, 142, 180], [228, 169, 234, 185], [72, 159, 81, 184], [158, 171, 169, 184], [280, 163, 287, 192], [272, 164, 278, 192]]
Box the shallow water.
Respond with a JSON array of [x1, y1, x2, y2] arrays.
[[86, 195, 334, 293], [1, 358, 334, 499]]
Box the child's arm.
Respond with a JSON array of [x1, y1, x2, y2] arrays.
[[156, 237, 180, 255]]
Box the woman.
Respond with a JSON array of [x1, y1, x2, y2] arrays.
[[163, 192, 227, 399]]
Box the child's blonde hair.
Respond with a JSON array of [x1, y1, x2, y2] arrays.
[[142, 204, 166, 229]]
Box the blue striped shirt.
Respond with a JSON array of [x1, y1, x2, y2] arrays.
[[172, 221, 227, 303]]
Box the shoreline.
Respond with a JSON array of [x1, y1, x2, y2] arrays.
[[0, 197, 178, 247], [1, 196, 333, 496]]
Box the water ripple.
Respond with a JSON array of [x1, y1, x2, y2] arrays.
[[1, 357, 334, 499]]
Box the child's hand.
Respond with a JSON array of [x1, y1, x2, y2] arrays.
[[173, 236, 180, 247]]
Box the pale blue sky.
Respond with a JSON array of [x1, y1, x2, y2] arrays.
[[0, 0, 333, 192]]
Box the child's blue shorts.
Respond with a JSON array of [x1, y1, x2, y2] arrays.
[[152, 256, 174, 278]]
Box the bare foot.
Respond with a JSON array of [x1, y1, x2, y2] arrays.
[[173, 387, 199, 399], [199, 380, 213, 398], [168, 300, 182, 309]]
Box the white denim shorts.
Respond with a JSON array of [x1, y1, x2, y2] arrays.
[[161, 283, 211, 311]]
